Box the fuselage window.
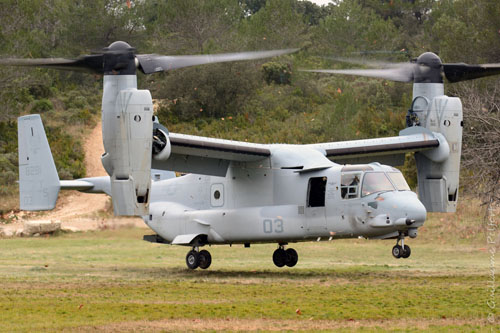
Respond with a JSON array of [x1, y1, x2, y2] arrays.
[[341, 173, 361, 199], [307, 177, 327, 207]]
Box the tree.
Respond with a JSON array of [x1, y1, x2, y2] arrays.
[[239, 0, 267, 15], [143, 0, 243, 54], [293, 1, 332, 26], [0, 0, 71, 121], [455, 81, 500, 205], [429, 0, 500, 63], [313, 0, 401, 56], [239, 0, 310, 50], [62, 0, 146, 54]]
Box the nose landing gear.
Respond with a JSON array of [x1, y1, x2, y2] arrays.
[[273, 244, 298, 267], [186, 247, 212, 269], [392, 235, 411, 259]]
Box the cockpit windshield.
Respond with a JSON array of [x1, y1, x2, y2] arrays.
[[361, 172, 395, 197], [387, 172, 411, 191]]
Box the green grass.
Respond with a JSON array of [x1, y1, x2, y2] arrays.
[[0, 219, 497, 332]]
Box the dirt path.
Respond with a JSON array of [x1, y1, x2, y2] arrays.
[[43, 121, 109, 223], [84, 121, 108, 178]]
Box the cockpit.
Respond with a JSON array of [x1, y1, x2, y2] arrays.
[[341, 164, 411, 199]]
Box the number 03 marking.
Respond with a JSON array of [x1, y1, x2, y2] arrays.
[[263, 219, 284, 233]]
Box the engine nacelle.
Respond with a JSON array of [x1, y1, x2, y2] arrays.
[[101, 86, 153, 216], [410, 83, 463, 213]]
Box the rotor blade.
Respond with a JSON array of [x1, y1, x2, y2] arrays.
[[443, 63, 500, 83], [0, 58, 76, 66], [350, 50, 409, 55], [136, 49, 298, 74], [322, 56, 402, 68], [301, 63, 416, 82], [0, 55, 104, 73]]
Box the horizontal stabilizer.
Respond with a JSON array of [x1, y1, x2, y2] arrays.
[[59, 176, 111, 195], [59, 180, 93, 191]]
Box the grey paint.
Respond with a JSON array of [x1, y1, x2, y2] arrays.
[[144, 162, 426, 245], [18, 115, 60, 210], [101, 75, 154, 216], [410, 82, 463, 212], [19, 114, 443, 249]]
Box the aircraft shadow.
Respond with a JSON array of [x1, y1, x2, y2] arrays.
[[119, 266, 398, 280]]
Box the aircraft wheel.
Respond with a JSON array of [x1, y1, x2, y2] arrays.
[[402, 245, 411, 259], [198, 250, 212, 269], [285, 248, 298, 267], [186, 250, 200, 269], [273, 248, 287, 267], [392, 245, 403, 259]]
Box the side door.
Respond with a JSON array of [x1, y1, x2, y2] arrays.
[[305, 176, 327, 235], [325, 172, 342, 231]]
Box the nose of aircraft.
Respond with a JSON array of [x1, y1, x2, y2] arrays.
[[380, 191, 427, 224]]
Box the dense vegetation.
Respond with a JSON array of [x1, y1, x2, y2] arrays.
[[0, 0, 499, 213]]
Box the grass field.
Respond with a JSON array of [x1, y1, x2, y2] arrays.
[[0, 207, 498, 332]]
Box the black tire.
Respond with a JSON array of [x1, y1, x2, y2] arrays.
[[186, 250, 200, 269], [402, 245, 411, 259], [285, 248, 298, 267], [273, 248, 286, 267], [198, 250, 212, 269], [392, 245, 403, 259]]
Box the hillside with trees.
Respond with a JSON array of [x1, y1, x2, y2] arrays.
[[0, 0, 498, 215]]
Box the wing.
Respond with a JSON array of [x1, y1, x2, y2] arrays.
[[152, 126, 446, 176], [307, 126, 445, 166], [152, 133, 271, 177]]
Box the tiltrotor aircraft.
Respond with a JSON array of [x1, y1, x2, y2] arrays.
[[4, 42, 500, 269]]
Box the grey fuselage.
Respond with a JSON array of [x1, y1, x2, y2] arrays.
[[144, 158, 426, 245]]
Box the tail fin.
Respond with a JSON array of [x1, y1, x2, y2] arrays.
[[18, 115, 60, 210]]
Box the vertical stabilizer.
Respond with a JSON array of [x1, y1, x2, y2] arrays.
[[18, 115, 60, 210]]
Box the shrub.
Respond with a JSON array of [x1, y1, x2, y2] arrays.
[[71, 109, 93, 126], [31, 99, 53, 113], [28, 84, 52, 99], [262, 62, 292, 85]]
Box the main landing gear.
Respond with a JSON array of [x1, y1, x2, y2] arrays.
[[273, 244, 298, 267], [392, 234, 411, 259], [186, 248, 212, 270]]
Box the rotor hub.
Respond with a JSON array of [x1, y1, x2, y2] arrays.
[[105, 41, 135, 53], [414, 52, 443, 84], [416, 52, 442, 68], [102, 41, 137, 75]]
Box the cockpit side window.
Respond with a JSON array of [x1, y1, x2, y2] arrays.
[[361, 172, 394, 197], [387, 172, 411, 191], [341, 173, 361, 199]]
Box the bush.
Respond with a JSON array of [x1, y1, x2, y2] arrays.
[[0, 121, 17, 153], [64, 94, 88, 109], [45, 126, 86, 179], [28, 84, 52, 99], [0, 153, 18, 188], [31, 99, 53, 113], [262, 62, 292, 85], [71, 108, 93, 126]]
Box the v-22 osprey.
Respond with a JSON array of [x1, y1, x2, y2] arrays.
[[9, 41, 499, 269]]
